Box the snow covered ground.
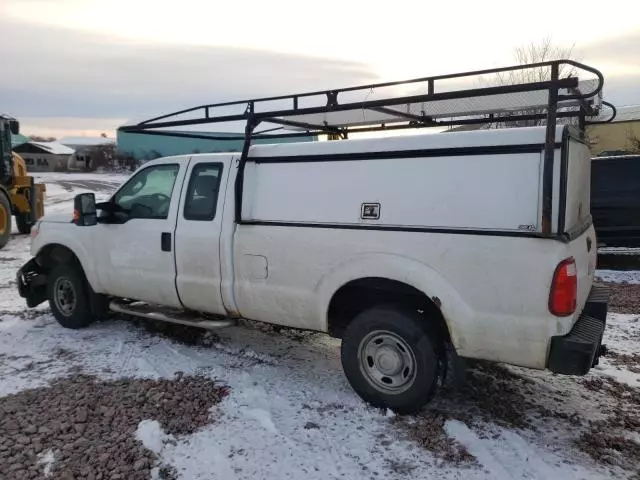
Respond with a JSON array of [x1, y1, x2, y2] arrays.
[[596, 270, 640, 285], [1, 173, 639, 480]]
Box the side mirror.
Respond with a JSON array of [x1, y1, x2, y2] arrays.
[[73, 193, 97, 226]]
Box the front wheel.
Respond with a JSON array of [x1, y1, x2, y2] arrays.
[[47, 264, 94, 329], [340, 304, 444, 414]]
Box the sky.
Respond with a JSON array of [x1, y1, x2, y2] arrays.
[[1, 0, 639, 138]]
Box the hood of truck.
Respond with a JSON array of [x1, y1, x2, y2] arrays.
[[40, 213, 73, 224]]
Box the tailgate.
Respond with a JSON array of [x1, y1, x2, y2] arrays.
[[568, 224, 598, 316]]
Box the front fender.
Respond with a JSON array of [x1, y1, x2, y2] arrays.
[[32, 226, 102, 293], [316, 253, 473, 351]]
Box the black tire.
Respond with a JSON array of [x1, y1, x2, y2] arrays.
[[15, 213, 32, 235], [0, 193, 11, 249], [340, 303, 444, 414], [47, 263, 94, 329]]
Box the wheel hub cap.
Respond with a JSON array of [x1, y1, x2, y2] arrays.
[[375, 347, 403, 375], [54, 278, 76, 317], [358, 330, 417, 394]]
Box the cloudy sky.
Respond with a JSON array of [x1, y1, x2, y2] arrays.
[[1, 0, 638, 137]]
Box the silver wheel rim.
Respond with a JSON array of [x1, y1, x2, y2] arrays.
[[54, 277, 76, 317], [358, 330, 417, 394]]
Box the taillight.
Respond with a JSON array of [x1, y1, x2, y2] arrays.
[[549, 257, 577, 316]]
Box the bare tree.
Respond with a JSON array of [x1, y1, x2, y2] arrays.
[[28, 135, 57, 142], [495, 37, 577, 86], [491, 37, 579, 128]]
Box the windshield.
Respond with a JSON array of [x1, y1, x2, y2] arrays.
[[114, 164, 179, 219]]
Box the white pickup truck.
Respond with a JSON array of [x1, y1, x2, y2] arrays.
[[16, 61, 612, 413]]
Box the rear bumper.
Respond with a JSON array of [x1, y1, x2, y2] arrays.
[[16, 258, 48, 308], [547, 284, 609, 375]]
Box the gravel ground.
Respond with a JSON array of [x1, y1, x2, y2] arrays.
[[390, 359, 640, 478], [606, 283, 640, 314], [0, 373, 228, 479], [579, 376, 640, 472]]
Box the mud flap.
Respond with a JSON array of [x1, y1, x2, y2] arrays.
[[16, 258, 48, 308]]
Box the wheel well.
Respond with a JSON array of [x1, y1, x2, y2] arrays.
[[36, 244, 109, 317], [36, 244, 82, 271], [327, 277, 451, 341]]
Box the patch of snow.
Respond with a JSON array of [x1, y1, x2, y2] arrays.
[[244, 408, 278, 434], [37, 449, 55, 477], [136, 419, 171, 455], [29, 141, 75, 155], [595, 270, 640, 284], [445, 420, 607, 480]]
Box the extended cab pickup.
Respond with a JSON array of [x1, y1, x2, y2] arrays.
[[15, 62, 612, 412], [16, 125, 608, 412]]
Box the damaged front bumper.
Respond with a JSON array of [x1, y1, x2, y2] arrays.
[[16, 258, 48, 308], [547, 284, 610, 376]]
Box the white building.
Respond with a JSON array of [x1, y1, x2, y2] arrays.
[[59, 136, 116, 170], [13, 141, 75, 172]]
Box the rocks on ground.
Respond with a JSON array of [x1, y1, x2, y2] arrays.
[[0, 373, 229, 479]]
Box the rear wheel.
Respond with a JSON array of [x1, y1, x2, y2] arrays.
[[0, 194, 11, 249], [15, 213, 32, 235], [47, 263, 94, 329], [340, 304, 444, 414]]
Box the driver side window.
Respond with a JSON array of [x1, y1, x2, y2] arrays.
[[114, 164, 179, 219]]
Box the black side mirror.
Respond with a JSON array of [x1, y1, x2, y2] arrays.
[[73, 193, 97, 226]]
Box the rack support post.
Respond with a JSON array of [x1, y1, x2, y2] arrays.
[[542, 62, 560, 236], [235, 106, 260, 224]]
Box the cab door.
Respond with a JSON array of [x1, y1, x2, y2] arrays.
[[174, 156, 231, 315], [92, 158, 189, 307]]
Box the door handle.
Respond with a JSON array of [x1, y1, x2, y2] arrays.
[[161, 232, 171, 252]]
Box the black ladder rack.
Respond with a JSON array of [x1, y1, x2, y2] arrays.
[[119, 59, 616, 235]]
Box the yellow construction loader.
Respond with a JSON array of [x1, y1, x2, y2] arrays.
[[0, 115, 45, 249]]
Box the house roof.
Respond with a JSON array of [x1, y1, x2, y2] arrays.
[[10, 133, 29, 148], [58, 136, 115, 147], [29, 141, 75, 155]]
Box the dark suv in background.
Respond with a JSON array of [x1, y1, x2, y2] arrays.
[[591, 154, 640, 247]]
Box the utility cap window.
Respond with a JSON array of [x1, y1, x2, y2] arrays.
[[184, 163, 223, 221]]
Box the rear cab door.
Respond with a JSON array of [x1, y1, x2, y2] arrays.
[[174, 154, 234, 315]]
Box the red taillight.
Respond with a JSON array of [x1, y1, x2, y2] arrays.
[[549, 257, 577, 316]]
